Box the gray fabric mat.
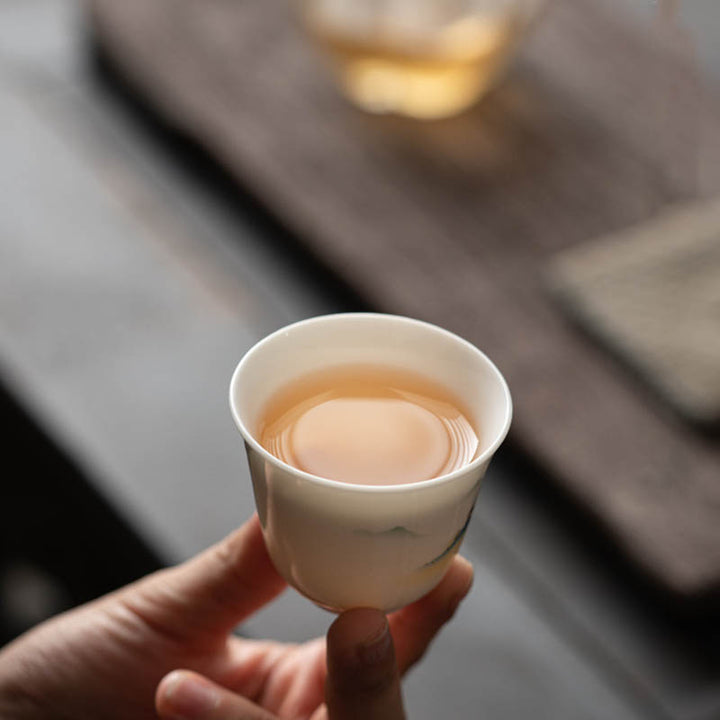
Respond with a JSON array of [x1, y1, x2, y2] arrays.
[[549, 201, 720, 428]]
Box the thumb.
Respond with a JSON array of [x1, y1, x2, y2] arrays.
[[325, 609, 405, 720], [118, 515, 286, 640]]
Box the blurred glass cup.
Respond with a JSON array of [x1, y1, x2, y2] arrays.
[[300, 0, 547, 119]]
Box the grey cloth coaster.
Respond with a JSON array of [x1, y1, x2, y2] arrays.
[[549, 201, 720, 428]]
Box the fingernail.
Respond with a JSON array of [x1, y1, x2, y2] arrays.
[[357, 615, 392, 666], [162, 671, 219, 719]]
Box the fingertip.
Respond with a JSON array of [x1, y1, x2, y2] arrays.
[[448, 554, 474, 601], [406, 554, 474, 619], [193, 513, 286, 628], [246, 512, 264, 539], [453, 553, 473, 574], [155, 670, 219, 719], [221, 513, 267, 565], [155, 669, 178, 716], [227, 513, 286, 592], [328, 608, 392, 671], [309, 706, 328, 720], [156, 669, 279, 720], [387, 555, 474, 675], [426, 554, 474, 621], [326, 608, 404, 719]]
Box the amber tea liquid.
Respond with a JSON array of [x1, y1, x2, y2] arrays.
[[258, 364, 479, 485], [302, 1, 522, 119]]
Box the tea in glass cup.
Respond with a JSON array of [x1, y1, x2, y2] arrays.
[[299, 0, 547, 119]]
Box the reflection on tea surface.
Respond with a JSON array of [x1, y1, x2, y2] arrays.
[[259, 364, 479, 485]]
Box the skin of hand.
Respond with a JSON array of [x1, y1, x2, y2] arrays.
[[0, 515, 473, 720]]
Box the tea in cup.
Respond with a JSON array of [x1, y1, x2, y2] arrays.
[[229, 313, 512, 611]]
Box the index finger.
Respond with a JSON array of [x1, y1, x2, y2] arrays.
[[120, 515, 286, 639]]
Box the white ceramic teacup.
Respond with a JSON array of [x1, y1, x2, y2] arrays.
[[229, 313, 512, 612]]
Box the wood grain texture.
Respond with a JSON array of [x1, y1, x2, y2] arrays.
[[87, 0, 720, 602]]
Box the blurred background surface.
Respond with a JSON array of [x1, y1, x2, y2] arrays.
[[1, 1, 720, 719]]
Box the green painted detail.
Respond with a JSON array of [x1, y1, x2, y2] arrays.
[[355, 526, 422, 538], [422, 506, 475, 568]]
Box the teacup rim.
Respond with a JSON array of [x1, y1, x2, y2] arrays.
[[229, 312, 512, 493]]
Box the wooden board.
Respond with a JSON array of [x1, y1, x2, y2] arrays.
[[87, 0, 720, 603]]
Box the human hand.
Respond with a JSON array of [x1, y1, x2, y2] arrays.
[[0, 515, 473, 720]]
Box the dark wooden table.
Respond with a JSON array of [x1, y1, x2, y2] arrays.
[[1, 2, 719, 719]]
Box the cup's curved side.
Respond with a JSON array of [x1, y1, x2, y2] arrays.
[[247, 443, 488, 611], [231, 313, 511, 611]]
